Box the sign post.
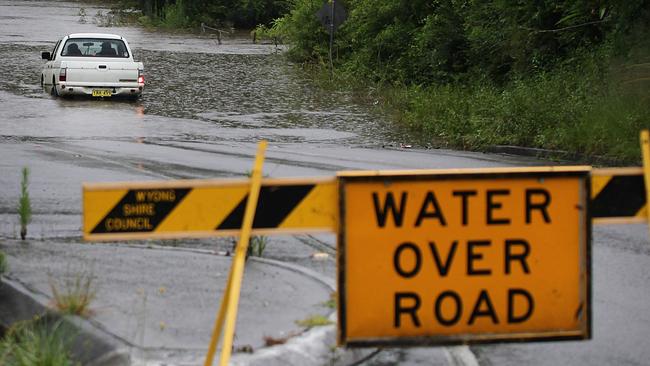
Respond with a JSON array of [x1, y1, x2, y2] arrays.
[[337, 167, 591, 346], [316, 0, 347, 78], [641, 130, 650, 234], [204, 140, 267, 366]]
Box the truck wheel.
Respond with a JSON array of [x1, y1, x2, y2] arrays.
[[51, 77, 58, 97]]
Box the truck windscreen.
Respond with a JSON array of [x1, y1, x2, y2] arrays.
[[61, 39, 129, 58]]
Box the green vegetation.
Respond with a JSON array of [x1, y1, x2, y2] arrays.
[[321, 291, 336, 309], [295, 314, 332, 328], [248, 235, 268, 257], [18, 167, 31, 241], [271, 1, 650, 163], [253, 18, 287, 44], [0, 319, 77, 366], [49, 271, 97, 317], [0, 250, 7, 275]]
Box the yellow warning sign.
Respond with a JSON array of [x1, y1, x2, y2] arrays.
[[83, 177, 337, 241], [337, 166, 591, 346]]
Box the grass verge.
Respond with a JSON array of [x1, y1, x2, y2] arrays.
[[0, 318, 77, 366], [382, 71, 649, 164], [307, 53, 649, 165]]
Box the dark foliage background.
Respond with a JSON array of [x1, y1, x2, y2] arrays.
[[278, 0, 650, 84], [133, 0, 290, 28]]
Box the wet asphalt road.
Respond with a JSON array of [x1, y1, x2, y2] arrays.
[[1, 0, 649, 365]]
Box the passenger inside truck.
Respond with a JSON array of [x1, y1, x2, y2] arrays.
[[63, 43, 82, 56]]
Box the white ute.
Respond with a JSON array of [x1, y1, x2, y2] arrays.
[[41, 33, 144, 99]]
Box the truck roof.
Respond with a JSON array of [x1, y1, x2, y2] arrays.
[[67, 33, 123, 40]]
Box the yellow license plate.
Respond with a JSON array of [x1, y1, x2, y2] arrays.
[[92, 89, 112, 97]]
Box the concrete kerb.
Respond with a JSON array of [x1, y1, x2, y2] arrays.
[[0, 276, 132, 366]]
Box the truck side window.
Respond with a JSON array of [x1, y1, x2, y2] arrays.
[[51, 40, 61, 61], [117, 43, 126, 57]]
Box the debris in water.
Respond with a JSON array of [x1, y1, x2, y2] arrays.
[[311, 252, 329, 260]]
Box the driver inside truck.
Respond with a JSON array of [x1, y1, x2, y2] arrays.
[[97, 41, 116, 56]]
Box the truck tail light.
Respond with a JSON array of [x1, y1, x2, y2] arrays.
[[138, 70, 145, 85], [59, 68, 66, 82]]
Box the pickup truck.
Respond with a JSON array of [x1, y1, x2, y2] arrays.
[[41, 33, 144, 99]]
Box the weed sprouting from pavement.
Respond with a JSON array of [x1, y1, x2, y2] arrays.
[[0, 318, 77, 366], [0, 250, 7, 275], [295, 315, 332, 328], [49, 269, 97, 317], [231, 235, 269, 259], [17, 167, 32, 241], [239, 169, 270, 259], [321, 292, 336, 309], [249, 236, 268, 258]]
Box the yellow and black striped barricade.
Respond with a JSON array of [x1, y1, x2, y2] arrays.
[[591, 168, 647, 224], [83, 177, 337, 241]]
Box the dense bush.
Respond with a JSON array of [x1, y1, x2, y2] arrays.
[[279, 1, 649, 82], [273, 0, 650, 162]]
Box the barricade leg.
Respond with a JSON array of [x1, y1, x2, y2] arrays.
[[203, 140, 268, 366], [203, 262, 234, 366], [641, 130, 650, 236]]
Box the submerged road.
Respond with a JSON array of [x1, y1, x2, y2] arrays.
[[0, 0, 648, 365]]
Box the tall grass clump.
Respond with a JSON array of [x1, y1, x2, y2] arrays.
[[18, 167, 31, 241], [0, 319, 77, 366], [0, 250, 7, 275], [49, 270, 97, 317]]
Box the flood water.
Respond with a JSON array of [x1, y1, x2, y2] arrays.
[[0, 0, 420, 147]]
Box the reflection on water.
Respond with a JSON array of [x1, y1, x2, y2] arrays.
[[135, 105, 144, 117]]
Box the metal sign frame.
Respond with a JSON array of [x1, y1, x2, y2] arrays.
[[337, 166, 592, 347]]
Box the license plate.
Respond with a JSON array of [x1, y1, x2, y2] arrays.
[[92, 89, 112, 97]]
